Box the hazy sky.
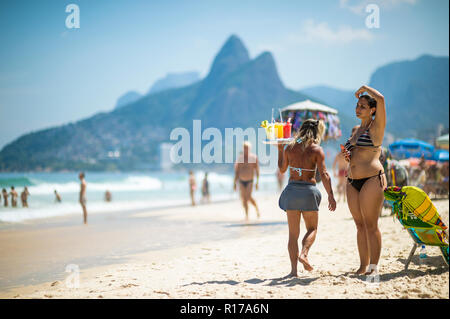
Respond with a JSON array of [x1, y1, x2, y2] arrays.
[[0, 0, 448, 148]]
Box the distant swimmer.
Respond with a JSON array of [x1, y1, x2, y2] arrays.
[[2, 188, 8, 207], [233, 141, 260, 221], [104, 190, 112, 202], [10, 186, 18, 208], [54, 190, 62, 203], [201, 172, 210, 204], [189, 171, 197, 206], [20, 186, 30, 208], [79, 172, 88, 224]]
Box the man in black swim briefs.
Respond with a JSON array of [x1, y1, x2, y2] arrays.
[[233, 141, 260, 221]]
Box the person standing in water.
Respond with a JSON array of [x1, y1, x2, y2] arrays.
[[233, 141, 260, 221], [188, 171, 197, 206], [20, 186, 30, 208], [10, 186, 18, 207], [2, 188, 8, 207], [278, 119, 336, 276], [79, 172, 88, 224], [342, 85, 387, 276], [54, 190, 62, 203], [201, 172, 210, 204], [104, 190, 112, 202]]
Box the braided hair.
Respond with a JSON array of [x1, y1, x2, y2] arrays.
[[289, 119, 325, 149]]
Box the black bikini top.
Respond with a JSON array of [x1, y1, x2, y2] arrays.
[[344, 123, 381, 152]]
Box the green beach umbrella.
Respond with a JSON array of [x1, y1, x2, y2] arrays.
[[436, 134, 449, 149]]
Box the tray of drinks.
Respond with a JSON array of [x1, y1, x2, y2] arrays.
[[263, 138, 294, 145]]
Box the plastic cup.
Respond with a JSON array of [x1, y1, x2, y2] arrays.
[[283, 122, 292, 138], [275, 123, 284, 139], [264, 124, 275, 140]]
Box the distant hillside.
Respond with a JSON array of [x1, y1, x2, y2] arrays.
[[369, 55, 449, 141], [115, 91, 143, 109], [148, 71, 201, 95], [300, 86, 354, 117], [0, 35, 316, 171], [299, 55, 449, 143]]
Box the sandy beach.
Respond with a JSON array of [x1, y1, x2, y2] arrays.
[[0, 189, 448, 299]]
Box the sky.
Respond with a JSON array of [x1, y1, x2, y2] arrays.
[[0, 0, 448, 149]]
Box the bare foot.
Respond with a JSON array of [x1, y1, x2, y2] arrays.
[[355, 265, 368, 275], [284, 272, 298, 278], [299, 254, 313, 271]]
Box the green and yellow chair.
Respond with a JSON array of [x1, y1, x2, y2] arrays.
[[384, 186, 449, 270]]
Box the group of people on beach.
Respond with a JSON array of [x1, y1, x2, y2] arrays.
[[1, 186, 30, 208], [188, 171, 210, 206]]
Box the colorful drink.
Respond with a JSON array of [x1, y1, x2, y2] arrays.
[[283, 122, 292, 138], [275, 123, 284, 138], [263, 123, 276, 140]]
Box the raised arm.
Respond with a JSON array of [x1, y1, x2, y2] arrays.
[[355, 85, 386, 131], [277, 144, 289, 174], [316, 147, 336, 212]]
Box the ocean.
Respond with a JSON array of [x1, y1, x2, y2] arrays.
[[0, 170, 282, 223]]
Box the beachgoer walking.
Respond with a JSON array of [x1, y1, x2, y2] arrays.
[[54, 190, 62, 203], [342, 85, 387, 276], [2, 188, 8, 207], [201, 172, 210, 204], [20, 186, 30, 208], [79, 172, 88, 224], [332, 152, 348, 202], [233, 141, 260, 221], [10, 186, 18, 207], [278, 119, 336, 276], [189, 171, 196, 206]]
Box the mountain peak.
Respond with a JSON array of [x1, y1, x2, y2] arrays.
[[206, 34, 250, 82]]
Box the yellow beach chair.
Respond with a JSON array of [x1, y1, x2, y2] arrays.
[[384, 186, 449, 270]]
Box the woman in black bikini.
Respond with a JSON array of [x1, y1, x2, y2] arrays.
[[278, 119, 336, 276], [342, 85, 387, 276]]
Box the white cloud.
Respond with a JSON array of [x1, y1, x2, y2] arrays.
[[340, 0, 418, 15], [287, 19, 374, 46]]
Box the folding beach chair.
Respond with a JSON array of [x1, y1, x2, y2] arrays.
[[384, 186, 449, 270]]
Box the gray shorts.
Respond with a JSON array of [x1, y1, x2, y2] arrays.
[[279, 180, 322, 212]]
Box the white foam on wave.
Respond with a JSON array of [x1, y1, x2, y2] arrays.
[[28, 176, 163, 195]]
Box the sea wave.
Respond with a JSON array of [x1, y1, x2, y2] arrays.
[[27, 176, 163, 195]]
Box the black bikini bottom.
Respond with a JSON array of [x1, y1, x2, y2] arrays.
[[348, 170, 385, 192], [239, 179, 253, 188]]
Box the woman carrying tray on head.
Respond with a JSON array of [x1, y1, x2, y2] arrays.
[[277, 119, 336, 276], [341, 85, 387, 276]]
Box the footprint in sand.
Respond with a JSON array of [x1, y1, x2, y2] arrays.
[[121, 283, 139, 288]]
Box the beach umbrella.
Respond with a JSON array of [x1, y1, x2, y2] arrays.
[[433, 149, 449, 162], [436, 134, 449, 150], [388, 138, 435, 160], [280, 99, 338, 114], [280, 99, 341, 141]]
